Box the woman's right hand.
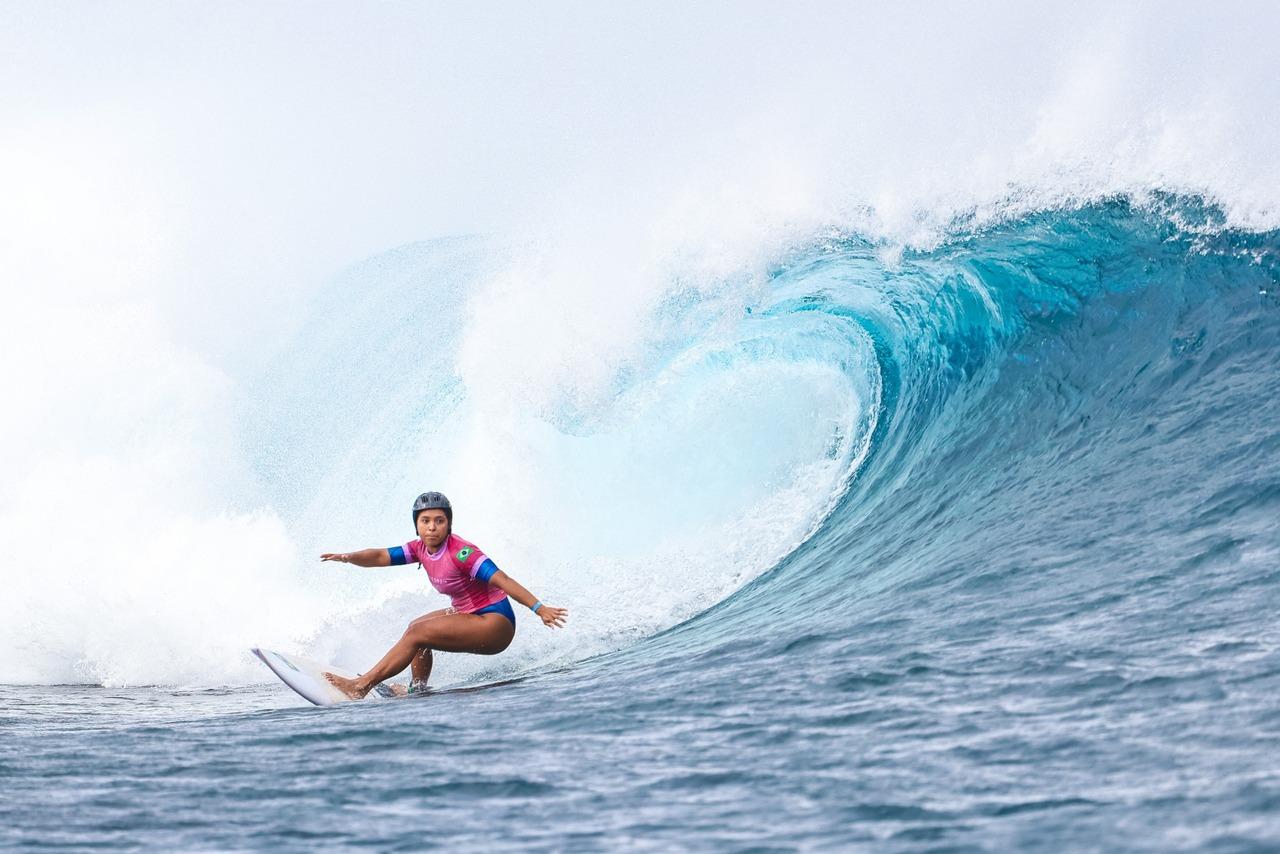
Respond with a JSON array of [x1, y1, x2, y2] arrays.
[[320, 553, 349, 563]]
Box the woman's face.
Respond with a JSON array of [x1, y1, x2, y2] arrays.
[[416, 509, 449, 549]]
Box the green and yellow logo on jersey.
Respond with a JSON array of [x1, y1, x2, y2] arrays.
[[456, 547, 474, 562]]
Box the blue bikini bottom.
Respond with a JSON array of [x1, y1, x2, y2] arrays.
[[472, 597, 515, 626]]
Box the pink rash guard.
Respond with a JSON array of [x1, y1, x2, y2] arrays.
[[402, 533, 507, 613]]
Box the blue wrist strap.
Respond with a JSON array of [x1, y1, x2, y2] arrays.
[[531, 601, 543, 614]]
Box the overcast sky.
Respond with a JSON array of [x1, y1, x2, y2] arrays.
[[3, 2, 1277, 364]]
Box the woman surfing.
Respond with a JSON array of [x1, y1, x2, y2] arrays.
[[319, 492, 567, 699]]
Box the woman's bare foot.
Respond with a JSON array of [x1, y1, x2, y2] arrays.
[[324, 672, 370, 700], [388, 683, 408, 697]]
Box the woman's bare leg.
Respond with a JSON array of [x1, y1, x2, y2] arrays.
[[325, 612, 514, 700], [387, 609, 449, 696], [410, 649, 432, 687], [389, 649, 431, 696]]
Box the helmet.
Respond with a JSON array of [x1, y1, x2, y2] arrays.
[[411, 492, 452, 526]]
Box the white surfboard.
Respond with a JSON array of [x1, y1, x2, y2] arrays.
[[251, 647, 398, 705]]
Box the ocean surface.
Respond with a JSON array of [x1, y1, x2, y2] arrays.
[[3, 195, 1279, 850]]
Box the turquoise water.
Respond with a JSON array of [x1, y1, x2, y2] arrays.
[[4, 196, 1280, 849]]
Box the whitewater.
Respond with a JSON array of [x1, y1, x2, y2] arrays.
[[3, 3, 1280, 850]]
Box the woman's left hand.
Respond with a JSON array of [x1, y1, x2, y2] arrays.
[[537, 605, 568, 628]]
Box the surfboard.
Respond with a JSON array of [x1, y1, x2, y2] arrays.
[[251, 647, 398, 705]]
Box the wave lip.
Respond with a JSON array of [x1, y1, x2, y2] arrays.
[[690, 194, 1280, 668]]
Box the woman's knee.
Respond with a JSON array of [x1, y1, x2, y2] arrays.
[[404, 622, 437, 647]]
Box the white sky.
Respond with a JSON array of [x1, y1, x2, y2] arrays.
[[2, 1, 1277, 367]]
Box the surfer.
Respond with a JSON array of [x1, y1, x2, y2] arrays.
[[319, 492, 567, 699]]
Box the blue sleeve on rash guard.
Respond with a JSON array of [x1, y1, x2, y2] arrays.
[[387, 546, 408, 566], [475, 558, 499, 583]]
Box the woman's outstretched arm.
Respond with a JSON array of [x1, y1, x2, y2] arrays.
[[488, 570, 568, 628], [320, 549, 393, 567]]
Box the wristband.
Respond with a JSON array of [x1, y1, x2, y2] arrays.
[[531, 601, 543, 614]]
